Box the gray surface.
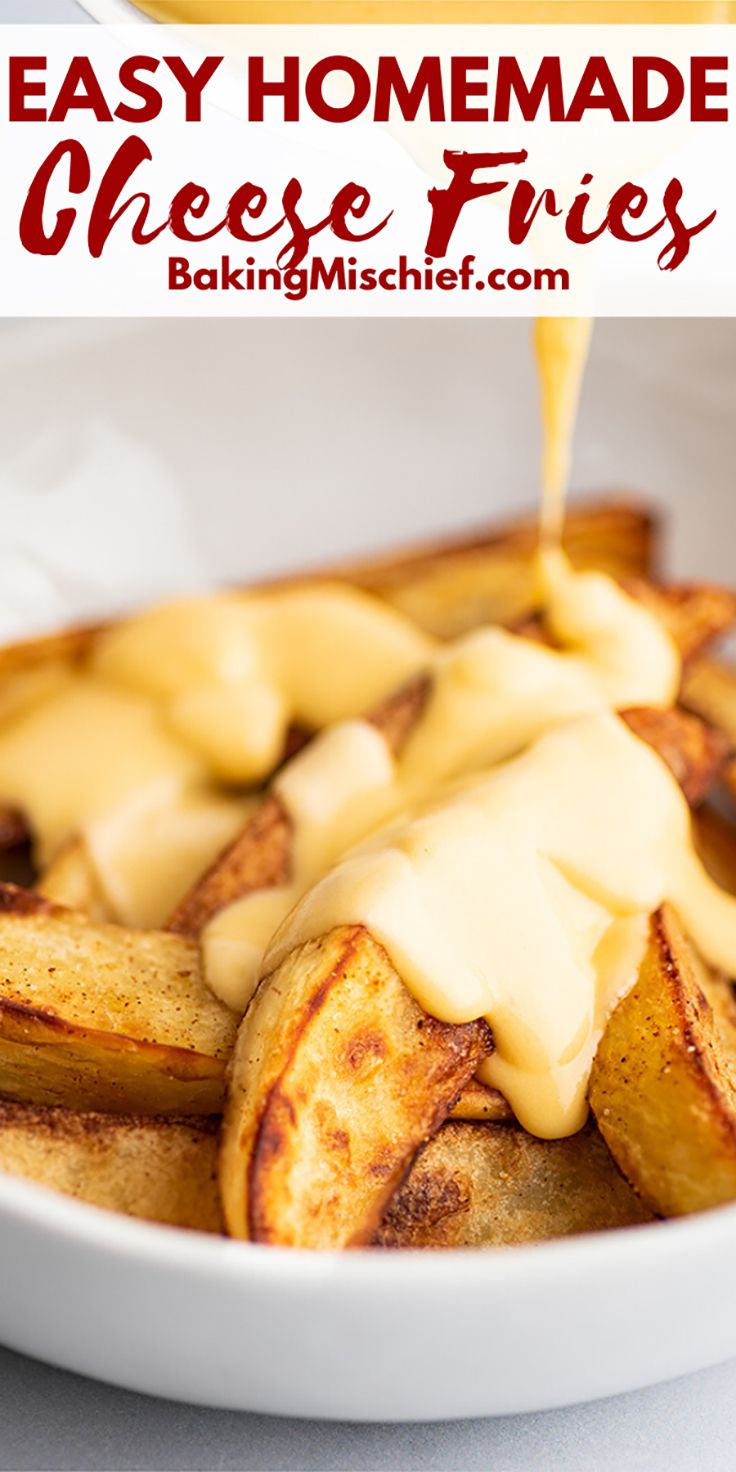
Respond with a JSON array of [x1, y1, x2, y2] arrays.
[[1, 0, 93, 18], [2, 1344, 736, 1472]]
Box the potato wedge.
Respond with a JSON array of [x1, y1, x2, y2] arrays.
[[220, 923, 493, 1247], [625, 581, 736, 662], [168, 674, 431, 939], [173, 698, 722, 948], [0, 501, 654, 697], [37, 836, 113, 921], [590, 905, 736, 1216], [621, 707, 731, 806], [376, 1121, 653, 1248], [694, 806, 736, 896], [0, 885, 237, 1115], [682, 658, 736, 798], [0, 1101, 222, 1232], [449, 1080, 514, 1122], [333, 500, 658, 638]]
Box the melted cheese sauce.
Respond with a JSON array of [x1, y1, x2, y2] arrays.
[[535, 318, 593, 544], [265, 712, 736, 1135], [203, 546, 679, 1009], [0, 585, 432, 920]]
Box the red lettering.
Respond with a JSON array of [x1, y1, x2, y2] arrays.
[[115, 56, 163, 124], [494, 57, 564, 122], [450, 58, 488, 123], [426, 149, 527, 258], [48, 56, 112, 123], [304, 57, 371, 123], [373, 56, 444, 122], [631, 56, 684, 122], [247, 56, 300, 122], [163, 55, 223, 121], [9, 57, 47, 122], [19, 138, 90, 255], [566, 57, 628, 123], [87, 135, 167, 258], [690, 56, 728, 122]]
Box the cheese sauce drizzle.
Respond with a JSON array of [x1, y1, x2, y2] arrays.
[[264, 711, 736, 1137], [202, 547, 679, 1010]]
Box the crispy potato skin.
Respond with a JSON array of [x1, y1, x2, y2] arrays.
[[0, 884, 237, 1115], [621, 707, 731, 806], [449, 1080, 514, 1122], [590, 906, 736, 1217], [376, 1121, 653, 1248], [694, 807, 736, 896], [220, 924, 493, 1248], [334, 501, 658, 638], [624, 581, 736, 662], [682, 658, 736, 799], [167, 795, 293, 939], [0, 1100, 223, 1232], [168, 674, 432, 939]]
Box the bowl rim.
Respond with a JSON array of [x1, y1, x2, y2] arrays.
[[3, 1160, 736, 1290]]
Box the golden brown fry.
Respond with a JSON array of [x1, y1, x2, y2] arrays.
[[0, 1100, 222, 1233], [37, 837, 113, 922], [0, 885, 237, 1115], [682, 658, 736, 739], [376, 1121, 653, 1248], [170, 702, 729, 946], [220, 923, 493, 1247], [694, 806, 736, 896], [590, 905, 736, 1217], [621, 706, 731, 806], [168, 675, 432, 938], [0, 626, 99, 684], [449, 1080, 514, 1122], [329, 500, 658, 637], [625, 581, 736, 662], [682, 658, 736, 800]]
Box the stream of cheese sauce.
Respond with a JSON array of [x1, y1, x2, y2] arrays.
[[535, 318, 593, 543]]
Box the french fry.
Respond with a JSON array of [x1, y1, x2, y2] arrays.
[[590, 905, 736, 1216], [0, 885, 237, 1115], [375, 1121, 653, 1248], [448, 1081, 514, 1122], [694, 805, 736, 896], [0, 1100, 222, 1233], [220, 924, 493, 1247], [37, 837, 113, 922], [333, 499, 658, 637], [682, 658, 736, 799], [621, 706, 731, 806], [170, 704, 729, 944], [625, 581, 736, 662]]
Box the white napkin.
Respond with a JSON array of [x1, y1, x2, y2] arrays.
[[0, 421, 210, 641]]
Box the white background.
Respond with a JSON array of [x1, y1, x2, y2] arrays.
[[2, 16, 736, 314]]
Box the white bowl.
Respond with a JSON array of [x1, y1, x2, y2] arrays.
[[1, 316, 735, 1419], [1, 1166, 736, 1420]]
